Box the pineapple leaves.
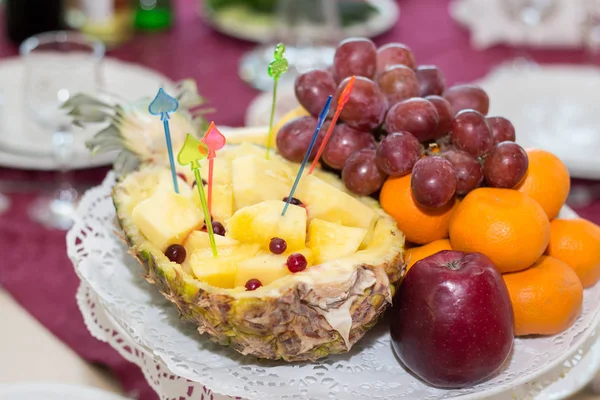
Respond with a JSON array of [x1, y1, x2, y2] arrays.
[[61, 79, 212, 176]]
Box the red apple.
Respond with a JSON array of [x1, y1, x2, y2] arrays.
[[390, 250, 514, 388]]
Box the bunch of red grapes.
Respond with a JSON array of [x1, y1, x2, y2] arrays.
[[276, 38, 529, 209]]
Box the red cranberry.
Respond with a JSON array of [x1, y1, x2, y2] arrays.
[[212, 221, 226, 236], [283, 196, 303, 206], [269, 237, 287, 254], [165, 244, 186, 264], [176, 173, 188, 183], [287, 253, 307, 273], [192, 178, 208, 188], [245, 279, 262, 291]]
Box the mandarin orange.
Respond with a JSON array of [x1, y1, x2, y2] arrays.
[[502, 256, 583, 336], [449, 188, 550, 273], [516, 149, 570, 220], [546, 218, 600, 288]]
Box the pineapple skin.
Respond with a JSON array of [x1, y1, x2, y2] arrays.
[[112, 168, 404, 362]]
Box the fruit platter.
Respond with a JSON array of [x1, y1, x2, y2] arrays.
[[66, 38, 600, 399]]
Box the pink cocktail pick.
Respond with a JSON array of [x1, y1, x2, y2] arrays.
[[200, 121, 227, 215]]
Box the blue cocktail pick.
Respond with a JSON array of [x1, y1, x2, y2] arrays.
[[149, 88, 180, 193], [282, 95, 333, 216]]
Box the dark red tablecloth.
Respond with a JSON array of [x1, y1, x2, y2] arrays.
[[1, 1, 599, 399]]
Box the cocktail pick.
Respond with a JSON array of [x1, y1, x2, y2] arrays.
[[149, 88, 180, 193], [265, 43, 289, 160], [178, 134, 218, 257], [308, 76, 357, 175], [282, 95, 333, 217], [200, 121, 227, 215]]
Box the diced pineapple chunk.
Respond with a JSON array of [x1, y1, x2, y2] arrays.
[[155, 170, 192, 198], [235, 254, 290, 287], [295, 175, 376, 230], [177, 158, 232, 186], [192, 184, 233, 222], [184, 230, 239, 255], [354, 218, 403, 263], [231, 154, 294, 210], [307, 219, 367, 264], [223, 142, 270, 161], [189, 245, 259, 288], [132, 191, 204, 251], [226, 200, 307, 251], [234, 248, 314, 287], [199, 157, 232, 185]]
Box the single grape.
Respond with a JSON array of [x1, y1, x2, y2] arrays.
[[269, 237, 287, 255], [385, 98, 439, 142], [333, 37, 377, 81], [424, 95, 453, 139], [442, 148, 484, 195], [212, 221, 226, 236], [165, 244, 186, 264], [377, 65, 420, 106], [449, 110, 493, 157], [375, 131, 422, 177], [322, 124, 376, 170], [376, 43, 416, 74], [483, 142, 529, 188], [410, 156, 457, 208], [336, 76, 388, 131], [276, 116, 322, 162], [443, 84, 490, 115], [487, 116, 516, 145], [416, 65, 445, 96], [245, 279, 262, 291], [342, 149, 387, 196], [294, 69, 338, 118], [287, 253, 308, 273]]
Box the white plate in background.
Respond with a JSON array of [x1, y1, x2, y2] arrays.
[[203, 0, 399, 44], [479, 64, 600, 180], [0, 57, 175, 171]]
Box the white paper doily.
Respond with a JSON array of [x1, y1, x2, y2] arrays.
[[67, 171, 600, 400]]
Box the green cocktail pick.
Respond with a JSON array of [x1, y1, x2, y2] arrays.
[[178, 133, 218, 257], [266, 43, 289, 159]]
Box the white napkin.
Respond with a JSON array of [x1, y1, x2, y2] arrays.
[[449, 0, 585, 50]]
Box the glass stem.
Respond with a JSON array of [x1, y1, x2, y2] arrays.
[[52, 125, 77, 202]]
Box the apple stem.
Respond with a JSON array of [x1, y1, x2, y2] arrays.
[[447, 260, 462, 271]]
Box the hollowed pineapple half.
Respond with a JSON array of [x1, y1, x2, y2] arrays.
[[114, 143, 405, 362]]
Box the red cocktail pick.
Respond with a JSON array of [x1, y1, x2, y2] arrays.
[[308, 76, 356, 175]]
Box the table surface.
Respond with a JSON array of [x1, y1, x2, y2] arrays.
[[1, 0, 600, 399]]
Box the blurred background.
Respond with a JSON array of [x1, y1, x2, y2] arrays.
[[2, 0, 600, 399]]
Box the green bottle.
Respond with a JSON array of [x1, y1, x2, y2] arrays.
[[135, 0, 173, 32]]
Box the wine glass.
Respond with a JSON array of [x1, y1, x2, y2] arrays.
[[238, 0, 341, 91], [20, 31, 105, 230], [502, 0, 559, 68]]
